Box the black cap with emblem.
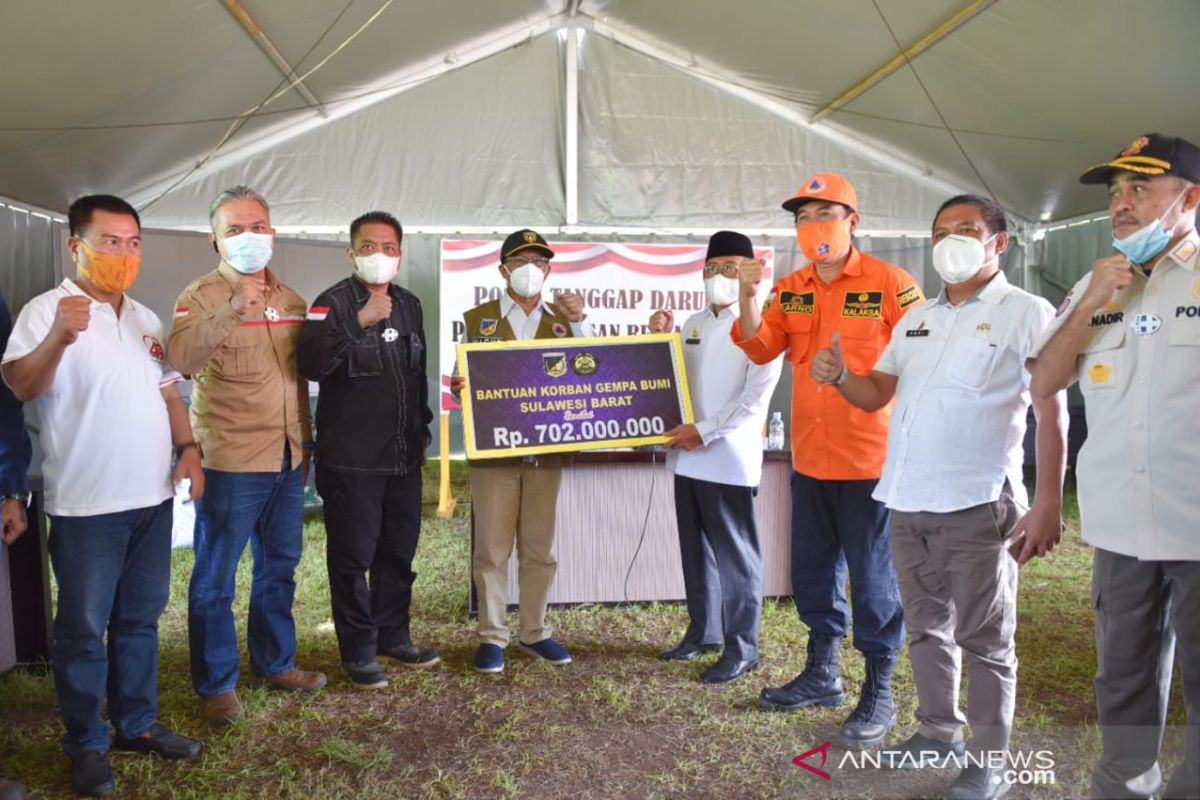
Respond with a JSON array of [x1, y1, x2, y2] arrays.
[[1080, 133, 1200, 185], [705, 230, 755, 261], [500, 229, 554, 261]]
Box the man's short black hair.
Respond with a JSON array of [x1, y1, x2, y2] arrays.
[[933, 194, 1008, 236], [68, 194, 141, 237], [350, 211, 403, 246]]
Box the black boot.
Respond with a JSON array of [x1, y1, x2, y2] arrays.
[[840, 653, 897, 748], [759, 633, 845, 710]]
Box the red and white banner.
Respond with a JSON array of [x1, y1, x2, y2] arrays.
[[438, 240, 774, 410]]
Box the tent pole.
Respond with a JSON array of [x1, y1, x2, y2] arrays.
[[436, 413, 456, 519], [565, 28, 580, 226], [810, 0, 997, 124], [220, 0, 329, 118]]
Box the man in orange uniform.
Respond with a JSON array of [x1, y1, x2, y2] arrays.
[[732, 173, 923, 747]]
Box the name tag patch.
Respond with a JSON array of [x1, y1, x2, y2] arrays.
[[841, 291, 883, 319], [897, 285, 921, 309], [780, 291, 815, 314]]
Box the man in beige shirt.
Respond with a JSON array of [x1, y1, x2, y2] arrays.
[[168, 186, 325, 728], [1030, 134, 1200, 800]]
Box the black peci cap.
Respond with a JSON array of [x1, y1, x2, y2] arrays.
[[1080, 133, 1200, 185], [501, 229, 554, 261], [705, 230, 755, 261]]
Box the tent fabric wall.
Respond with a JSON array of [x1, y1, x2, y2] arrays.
[[0, 199, 60, 312], [579, 34, 953, 231], [137, 34, 567, 230]]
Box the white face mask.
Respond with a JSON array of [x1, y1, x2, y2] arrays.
[[354, 253, 400, 285], [704, 275, 740, 307], [931, 233, 997, 285], [221, 231, 274, 274], [507, 263, 545, 298]]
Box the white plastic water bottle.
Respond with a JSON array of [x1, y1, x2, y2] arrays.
[[767, 411, 785, 450]]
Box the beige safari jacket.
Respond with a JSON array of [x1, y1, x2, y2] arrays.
[[167, 266, 312, 473]]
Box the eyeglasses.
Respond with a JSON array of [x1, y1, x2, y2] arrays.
[[505, 256, 550, 268], [702, 262, 741, 278]]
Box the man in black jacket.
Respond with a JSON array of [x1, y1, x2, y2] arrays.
[[296, 211, 437, 690]]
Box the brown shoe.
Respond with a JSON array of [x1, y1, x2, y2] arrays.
[[200, 691, 242, 727], [249, 668, 327, 692]]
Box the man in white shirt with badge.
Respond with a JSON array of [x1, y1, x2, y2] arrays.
[[813, 195, 1067, 800], [2, 195, 204, 797], [1029, 133, 1200, 800], [649, 231, 782, 684]]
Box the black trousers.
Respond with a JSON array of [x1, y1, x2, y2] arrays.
[[674, 474, 763, 661], [316, 465, 422, 663]]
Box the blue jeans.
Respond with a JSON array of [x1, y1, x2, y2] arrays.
[[48, 500, 172, 756], [790, 472, 904, 656], [188, 454, 303, 698]]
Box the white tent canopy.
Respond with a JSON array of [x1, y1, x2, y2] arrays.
[[3, 0, 1198, 232]]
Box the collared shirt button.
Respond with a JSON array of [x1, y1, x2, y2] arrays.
[[816, 386, 824, 393], [1139, 377, 1148, 385], [1136, 466, 1147, 474], [1134, 421, 1145, 429], [815, 417, 823, 424]]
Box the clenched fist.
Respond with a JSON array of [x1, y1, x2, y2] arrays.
[[737, 259, 764, 300], [811, 332, 845, 384], [648, 309, 674, 333], [1078, 254, 1134, 315], [54, 295, 91, 345], [555, 291, 585, 323], [357, 291, 393, 329], [230, 275, 267, 317]]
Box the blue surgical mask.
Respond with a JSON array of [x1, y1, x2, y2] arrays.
[[222, 231, 273, 274], [1112, 189, 1187, 265]]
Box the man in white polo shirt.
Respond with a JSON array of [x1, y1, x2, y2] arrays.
[[1029, 133, 1200, 800], [813, 195, 1067, 800], [649, 230, 782, 684], [2, 195, 204, 798]]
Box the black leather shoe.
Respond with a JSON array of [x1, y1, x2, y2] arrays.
[[944, 765, 1012, 799], [700, 656, 759, 684], [70, 751, 114, 797], [379, 642, 441, 668], [113, 721, 202, 760], [658, 641, 721, 661]]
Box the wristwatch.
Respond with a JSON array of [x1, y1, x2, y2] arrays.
[[2, 491, 31, 507], [835, 365, 850, 386]]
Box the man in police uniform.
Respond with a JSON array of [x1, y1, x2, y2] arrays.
[[733, 173, 922, 747], [450, 229, 589, 674], [297, 211, 438, 691], [1029, 133, 1200, 800], [649, 231, 782, 684]]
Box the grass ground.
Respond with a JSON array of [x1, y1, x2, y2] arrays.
[[0, 465, 1187, 798]]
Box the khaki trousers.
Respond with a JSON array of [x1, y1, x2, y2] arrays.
[[890, 485, 1022, 754], [470, 457, 563, 647]]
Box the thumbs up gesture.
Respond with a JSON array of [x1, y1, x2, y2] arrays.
[[811, 331, 846, 384]]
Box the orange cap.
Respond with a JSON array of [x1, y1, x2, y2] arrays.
[[782, 172, 858, 215]]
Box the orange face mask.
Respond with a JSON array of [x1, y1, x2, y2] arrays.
[[796, 218, 852, 263], [77, 239, 140, 294]]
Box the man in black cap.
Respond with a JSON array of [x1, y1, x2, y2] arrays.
[[1029, 133, 1200, 800], [648, 231, 782, 683], [297, 211, 439, 691], [450, 229, 590, 674]]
